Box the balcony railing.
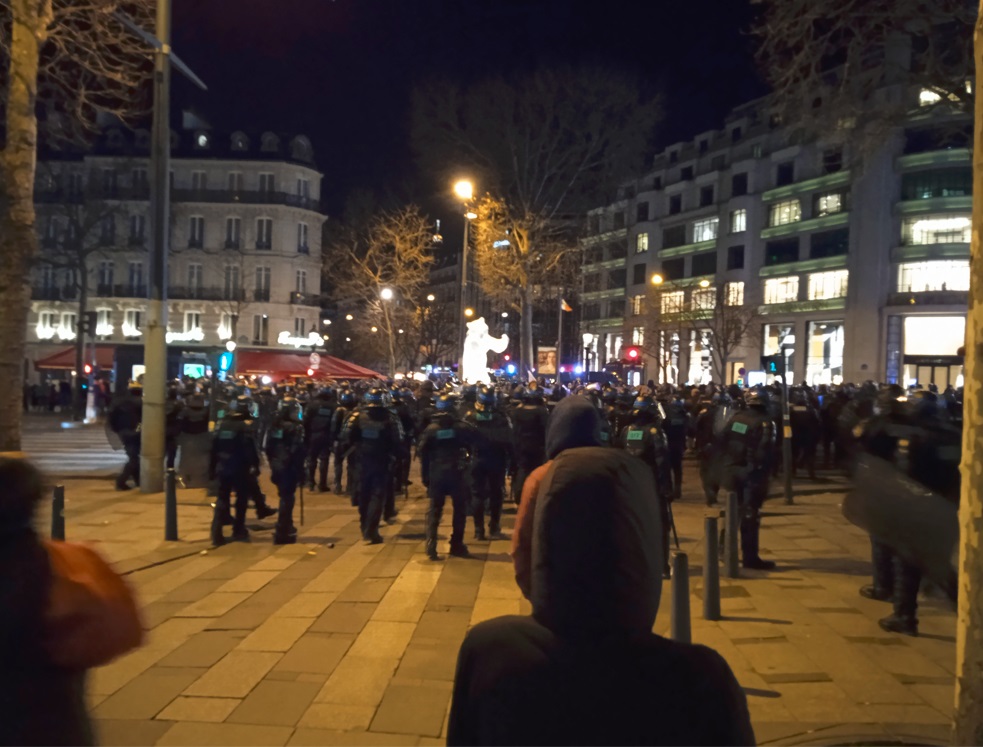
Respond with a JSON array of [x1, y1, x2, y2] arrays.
[[32, 286, 77, 301], [171, 188, 320, 211], [253, 289, 271, 302], [289, 291, 320, 306], [887, 290, 968, 307], [224, 239, 241, 250]]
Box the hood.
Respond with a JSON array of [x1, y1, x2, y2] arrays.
[[545, 396, 603, 459], [530, 447, 663, 637]]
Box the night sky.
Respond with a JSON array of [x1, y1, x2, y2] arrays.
[[171, 0, 766, 217]]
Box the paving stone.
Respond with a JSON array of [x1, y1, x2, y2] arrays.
[[157, 631, 241, 668], [93, 718, 174, 747], [217, 570, 282, 593], [470, 597, 521, 626], [176, 592, 251, 618], [278, 559, 333, 580], [309, 601, 375, 634], [288, 729, 418, 746], [775, 682, 871, 723], [157, 577, 230, 604], [370, 682, 452, 737], [94, 667, 204, 719], [249, 554, 301, 572], [395, 643, 460, 681], [238, 616, 314, 652], [141, 601, 188, 630], [183, 651, 282, 698], [314, 656, 399, 706], [371, 591, 431, 623], [348, 620, 416, 660], [856, 703, 952, 724], [362, 558, 411, 578], [426, 582, 479, 610], [387, 569, 444, 596], [155, 696, 241, 723], [156, 721, 293, 746], [413, 610, 471, 643], [226, 679, 322, 726], [273, 633, 354, 674], [297, 704, 376, 731], [336, 577, 395, 603], [272, 592, 339, 618]]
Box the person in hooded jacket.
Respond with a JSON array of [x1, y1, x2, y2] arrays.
[[0, 455, 144, 746], [449, 445, 754, 746], [509, 387, 549, 504], [511, 396, 606, 598]]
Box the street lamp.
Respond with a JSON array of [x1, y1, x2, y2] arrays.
[[454, 179, 475, 375], [651, 273, 664, 286], [582, 332, 594, 373], [699, 279, 711, 288], [465, 307, 475, 318], [501, 312, 508, 318], [380, 287, 394, 301], [427, 294, 435, 302], [345, 313, 354, 321], [453, 179, 474, 201], [225, 340, 237, 353]]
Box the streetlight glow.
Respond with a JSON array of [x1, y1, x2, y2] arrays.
[[380, 287, 394, 301], [699, 279, 711, 288], [464, 308, 474, 318], [650, 273, 664, 286], [465, 211, 477, 220], [345, 313, 354, 321], [427, 294, 435, 302], [454, 179, 474, 201], [225, 340, 237, 352], [371, 326, 378, 333], [501, 312, 508, 318]]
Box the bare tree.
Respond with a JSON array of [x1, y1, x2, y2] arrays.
[[0, 0, 153, 449], [326, 206, 435, 377], [754, 0, 974, 149], [691, 284, 763, 384], [411, 65, 661, 374]]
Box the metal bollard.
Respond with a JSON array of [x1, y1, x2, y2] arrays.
[[164, 468, 178, 541], [725, 491, 740, 579], [670, 552, 691, 643], [703, 515, 721, 621], [51, 485, 65, 541]]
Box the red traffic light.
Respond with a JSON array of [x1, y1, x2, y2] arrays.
[[83, 363, 93, 374], [624, 346, 641, 361], [503, 354, 510, 361]]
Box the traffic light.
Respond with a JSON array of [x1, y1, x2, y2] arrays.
[[78, 310, 97, 337], [503, 354, 510, 361], [83, 363, 93, 375], [623, 346, 642, 364], [218, 351, 233, 373], [761, 354, 785, 376]]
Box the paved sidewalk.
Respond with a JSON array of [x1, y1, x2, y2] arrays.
[[34, 460, 957, 747]]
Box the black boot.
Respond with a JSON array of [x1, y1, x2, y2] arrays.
[[210, 518, 226, 547], [860, 584, 892, 601], [256, 503, 278, 520], [741, 509, 775, 570], [449, 542, 470, 558], [474, 520, 486, 542], [273, 524, 297, 545], [425, 506, 442, 560], [878, 613, 918, 636]]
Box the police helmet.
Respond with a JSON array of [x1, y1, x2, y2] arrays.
[[461, 384, 478, 402], [362, 388, 388, 407], [745, 388, 769, 409], [127, 381, 143, 394], [475, 386, 496, 411], [907, 389, 939, 419], [278, 396, 303, 423], [227, 394, 255, 418], [435, 394, 457, 412], [632, 395, 657, 412], [395, 388, 416, 403], [523, 387, 544, 405], [338, 389, 356, 406], [873, 388, 904, 416], [601, 389, 619, 404]]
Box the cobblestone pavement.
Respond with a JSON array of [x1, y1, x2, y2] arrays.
[[33, 457, 956, 747]]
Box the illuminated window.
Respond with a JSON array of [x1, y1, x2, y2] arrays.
[[692, 287, 716, 310], [632, 326, 645, 345], [902, 214, 970, 245], [725, 281, 744, 306], [807, 270, 849, 300], [763, 276, 799, 304], [635, 232, 649, 253], [814, 192, 844, 217], [630, 294, 644, 316], [124, 310, 142, 336], [184, 311, 202, 334], [897, 260, 970, 292], [661, 290, 685, 314], [692, 217, 719, 243], [919, 89, 942, 107], [769, 199, 801, 227], [730, 209, 746, 233]]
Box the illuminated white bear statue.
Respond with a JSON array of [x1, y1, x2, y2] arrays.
[[461, 316, 509, 385]]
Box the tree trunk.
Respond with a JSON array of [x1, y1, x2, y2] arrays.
[[0, 1, 45, 451], [954, 5, 983, 742], [521, 291, 534, 380]]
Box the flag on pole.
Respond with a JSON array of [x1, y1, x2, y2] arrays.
[[560, 299, 573, 312]]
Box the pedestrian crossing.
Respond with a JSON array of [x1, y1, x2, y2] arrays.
[[21, 421, 125, 476]]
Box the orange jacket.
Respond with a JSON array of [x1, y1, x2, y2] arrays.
[[510, 461, 553, 599]]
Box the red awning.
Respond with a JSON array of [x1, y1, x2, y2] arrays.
[[35, 345, 116, 371], [235, 350, 381, 380]]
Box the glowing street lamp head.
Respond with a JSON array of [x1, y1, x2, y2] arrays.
[[426, 294, 435, 302], [699, 279, 711, 288], [464, 308, 475, 318], [380, 287, 394, 301], [453, 179, 474, 201], [225, 340, 237, 352], [371, 326, 378, 333], [345, 313, 354, 321], [650, 273, 664, 286]]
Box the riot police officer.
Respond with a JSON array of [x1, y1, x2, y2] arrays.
[[464, 385, 513, 540], [418, 395, 477, 560], [660, 388, 690, 502], [305, 387, 336, 492], [510, 387, 549, 504], [331, 389, 357, 497], [266, 396, 308, 545], [619, 394, 674, 576], [109, 382, 143, 491], [717, 388, 777, 570], [164, 383, 182, 470], [209, 395, 261, 545], [336, 388, 403, 544]]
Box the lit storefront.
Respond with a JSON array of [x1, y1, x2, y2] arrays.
[[763, 323, 796, 384], [898, 315, 965, 389], [805, 321, 844, 386]]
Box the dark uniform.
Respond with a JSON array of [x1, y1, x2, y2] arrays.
[[304, 390, 336, 492], [330, 390, 356, 496], [789, 387, 821, 480], [164, 386, 182, 470], [266, 397, 308, 545], [418, 396, 477, 560], [718, 390, 777, 570], [464, 386, 513, 539], [509, 390, 549, 504], [337, 389, 403, 543], [661, 394, 690, 502], [619, 395, 674, 576], [209, 396, 261, 545], [109, 383, 143, 490]]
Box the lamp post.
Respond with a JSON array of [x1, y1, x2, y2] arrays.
[[453, 179, 474, 376], [582, 332, 594, 373], [379, 287, 396, 377]]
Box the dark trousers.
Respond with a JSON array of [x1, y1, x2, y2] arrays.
[[471, 463, 505, 533], [273, 474, 300, 534], [307, 437, 332, 488], [358, 468, 388, 539], [512, 452, 545, 504], [118, 438, 141, 488], [214, 474, 250, 533], [427, 475, 469, 550], [668, 448, 684, 501], [870, 537, 895, 594], [165, 438, 177, 469], [731, 472, 768, 562]]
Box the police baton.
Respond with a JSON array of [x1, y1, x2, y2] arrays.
[[299, 480, 305, 526], [667, 499, 680, 549]]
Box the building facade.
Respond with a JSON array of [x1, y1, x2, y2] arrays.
[[581, 92, 970, 388], [28, 117, 326, 383]]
